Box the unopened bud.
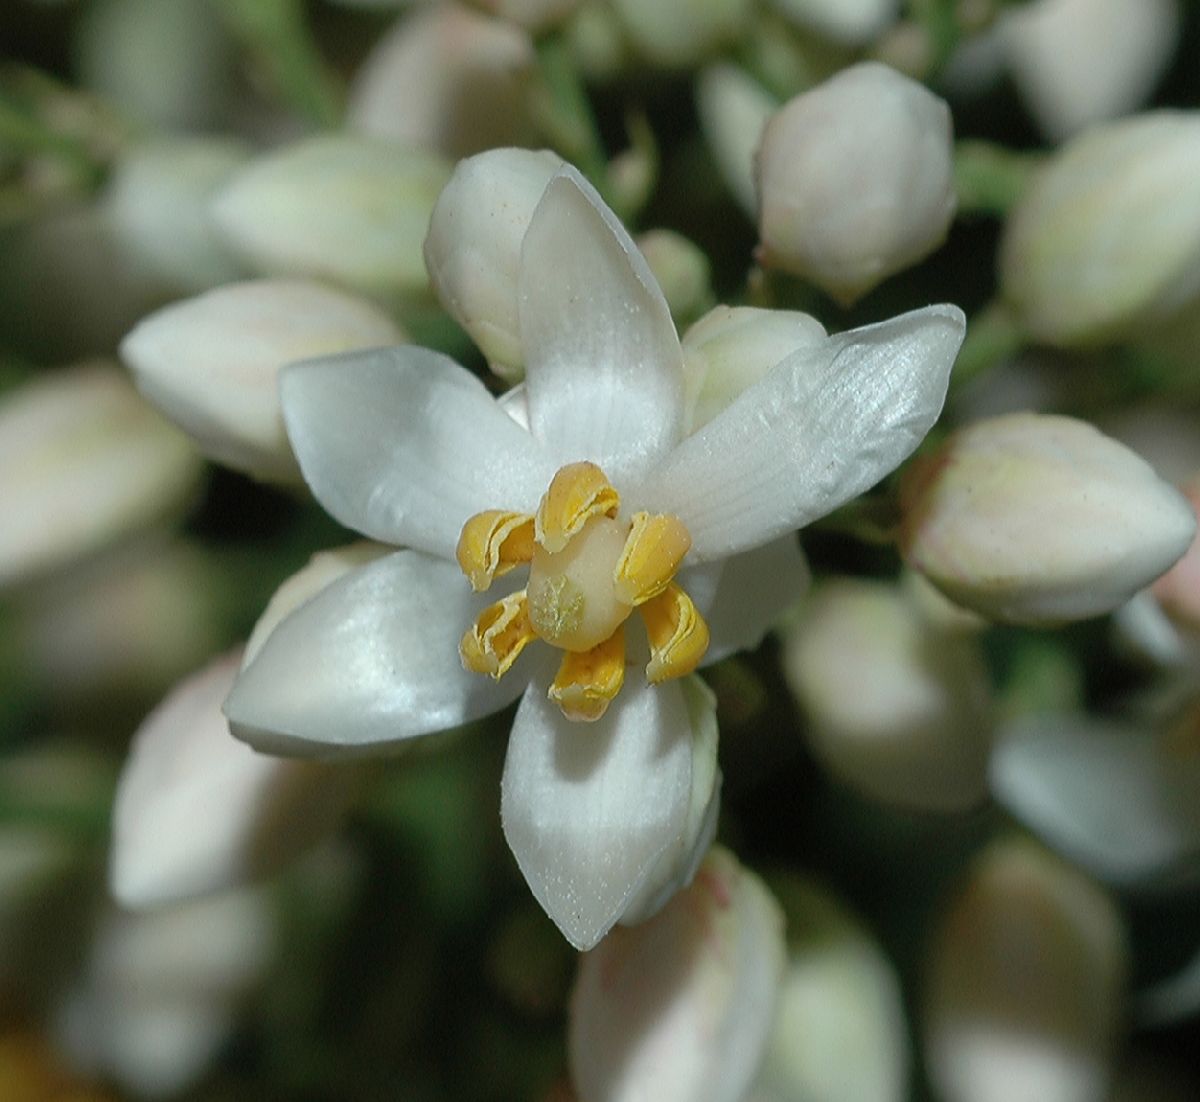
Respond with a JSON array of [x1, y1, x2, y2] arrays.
[[424, 147, 565, 379], [0, 365, 202, 589], [636, 230, 714, 328], [695, 64, 776, 217], [991, 711, 1200, 888], [746, 876, 909, 1102], [469, 0, 583, 31], [569, 847, 786, 1102], [766, 0, 899, 46], [56, 889, 275, 1099], [611, 0, 751, 68], [756, 62, 955, 303], [1001, 0, 1182, 142], [103, 138, 247, 297], [1000, 112, 1200, 347], [681, 304, 826, 430], [212, 135, 450, 303], [925, 840, 1127, 1102], [110, 644, 368, 908], [899, 413, 1197, 625], [781, 578, 992, 812], [121, 280, 404, 483], [347, 4, 536, 158]]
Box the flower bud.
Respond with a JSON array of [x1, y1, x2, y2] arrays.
[[103, 137, 248, 296], [611, 0, 752, 68], [15, 541, 224, 701], [76, 0, 234, 131], [424, 148, 565, 379], [1150, 475, 1200, 632], [899, 413, 1197, 625], [120, 280, 405, 483], [56, 890, 276, 1099], [0, 364, 202, 590], [756, 62, 955, 303], [990, 712, 1200, 888], [212, 135, 450, 303], [347, 4, 537, 158], [1001, 0, 1182, 142], [695, 64, 776, 217], [680, 304, 826, 430], [925, 840, 1127, 1102], [766, 0, 899, 46], [746, 876, 909, 1102], [470, 0, 583, 32], [781, 578, 993, 812], [618, 678, 721, 927], [636, 230, 714, 328], [110, 644, 368, 908], [1000, 113, 1200, 347], [569, 847, 786, 1102]]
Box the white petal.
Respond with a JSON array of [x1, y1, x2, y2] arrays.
[[697, 535, 810, 663], [225, 550, 529, 757], [633, 305, 965, 560], [991, 714, 1200, 888], [281, 346, 556, 557], [110, 649, 365, 908], [501, 676, 693, 949], [519, 167, 685, 484]]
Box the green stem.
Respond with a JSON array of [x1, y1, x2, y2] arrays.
[[955, 140, 1041, 216], [212, 0, 342, 127]]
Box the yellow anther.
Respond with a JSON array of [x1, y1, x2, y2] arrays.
[[613, 511, 693, 606], [459, 590, 537, 679], [456, 510, 536, 592], [534, 461, 620, 553], [640, 583, 710, 684], [548, 625, 627, 722]]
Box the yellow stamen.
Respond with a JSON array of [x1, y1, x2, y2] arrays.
[[534, 461, 620, 553], [459, 590, 537, 679], [613, 511, 693, 606], [640, 583, 710, 683], [548, 625, 627, 722], [456, 510, 536, 592]]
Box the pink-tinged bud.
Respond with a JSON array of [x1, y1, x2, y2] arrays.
[[109, 645, 368, 909], [56, 890, 276, 1099], [0, 364, 202, 590], [121, 280, 404, 483], [756, 62, 955, 303], [347, 4, 536, 158], [1001, 0, 1181, 142], [900, 413, 1197, 625], [1150, 475, 1200, 632], [424, 148, 566, 380], [925, 840, 1127, 1102], [781, 578, 992, 812], [569, 847, 785, 1102], [1000, 113, 1200, 347]]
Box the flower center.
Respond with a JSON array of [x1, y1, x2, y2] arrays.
[[527, 515, 631, 652], [454, 461, 710, 722]]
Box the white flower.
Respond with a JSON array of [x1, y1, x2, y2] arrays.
[[224, 160, 965, 948]]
